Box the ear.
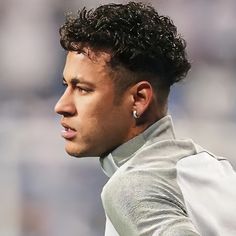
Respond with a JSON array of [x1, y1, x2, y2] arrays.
[[131, 81, 154, 118]]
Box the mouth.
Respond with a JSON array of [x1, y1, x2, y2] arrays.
[[60, 122, 77, 140]]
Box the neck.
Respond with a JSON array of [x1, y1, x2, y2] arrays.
[[127, 110, 167, 142]]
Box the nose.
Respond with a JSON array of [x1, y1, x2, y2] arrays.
[[54, 89, 76, 116]]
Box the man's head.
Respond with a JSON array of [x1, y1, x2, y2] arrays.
[[55, 2, 191, 158]]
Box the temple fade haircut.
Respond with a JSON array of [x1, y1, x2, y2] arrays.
[[60, 2, 191, 94]]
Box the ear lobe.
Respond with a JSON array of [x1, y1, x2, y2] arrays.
[[132, 81, 153, 117]]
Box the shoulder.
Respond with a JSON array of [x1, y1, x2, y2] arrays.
[[176, 151, 236, 203], [176, 151, 234, 182], [101, 155, 201, 235], [102, 138, 207, 209], [101, 145, 191, 234], [176, 150, 236, 203], [176, 151, 236, 236]]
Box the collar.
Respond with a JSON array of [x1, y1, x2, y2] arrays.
[[99, 115, 175, 177]]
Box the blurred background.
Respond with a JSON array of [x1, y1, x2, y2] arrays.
[[0, 0, 236, 235]]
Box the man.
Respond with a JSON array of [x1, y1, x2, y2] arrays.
[[55, 2, 236, 236]]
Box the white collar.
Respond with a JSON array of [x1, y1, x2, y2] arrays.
[[100, 115, 175, 177]]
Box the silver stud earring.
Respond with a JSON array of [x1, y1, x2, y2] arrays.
[[133, 110, 139, 119]]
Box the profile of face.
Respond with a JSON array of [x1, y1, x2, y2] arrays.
[[54, 50, 136, 157]]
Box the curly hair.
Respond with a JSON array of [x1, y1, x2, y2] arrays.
[[60, 2, 191, 90]]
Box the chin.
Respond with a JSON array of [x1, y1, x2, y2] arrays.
[[66, 150, 83, 158], [64, 142, 83, 158], [65, 144, 97, 158], [64, 140, 108, 158], [65, 147, 87, 158]]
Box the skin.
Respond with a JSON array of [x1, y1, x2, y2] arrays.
[[54, 49, 161, 158]]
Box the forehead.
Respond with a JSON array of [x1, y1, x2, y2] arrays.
[[63, 49, 110, 80]]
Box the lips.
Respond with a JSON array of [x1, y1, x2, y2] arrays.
[[61, 122, 77, 140]]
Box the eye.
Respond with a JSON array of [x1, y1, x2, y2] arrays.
[[62, 81, 68, 87], [76, 86, 91, 94]]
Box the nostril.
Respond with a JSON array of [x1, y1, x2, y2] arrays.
[[54, 102, 75, 117], [62, 111, 73, 117]]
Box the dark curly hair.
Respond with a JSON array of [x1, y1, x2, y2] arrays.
[[60, 2, 191, 92]]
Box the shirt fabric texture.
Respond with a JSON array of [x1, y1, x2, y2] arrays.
[[100, 115, 236, 236]]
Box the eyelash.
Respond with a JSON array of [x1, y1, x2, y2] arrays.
[[62, 83, 91, 94], [76, 86, 90, 94]]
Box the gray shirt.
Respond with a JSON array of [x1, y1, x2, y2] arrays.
[[100, 115, 236, 236]]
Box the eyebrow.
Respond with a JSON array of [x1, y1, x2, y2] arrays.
[[63, 77, 80, 83], [63, 76, 94, 87]]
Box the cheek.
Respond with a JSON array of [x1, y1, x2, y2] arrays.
[[74, 93, 131, 137], [72, 103, 132, 156], [101, 106, 132, 137], [77, 97, 114, 121]]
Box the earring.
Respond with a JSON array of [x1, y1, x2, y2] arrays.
[[133, 110, 139, 119]]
